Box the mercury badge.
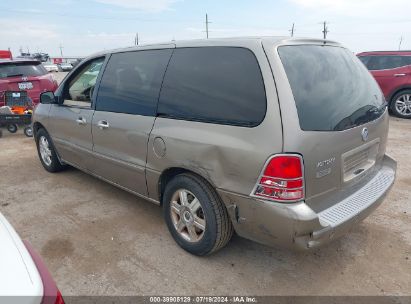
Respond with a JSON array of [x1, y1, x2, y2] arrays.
[[22, 76, 28, 81], [361, 127, 369, 142]]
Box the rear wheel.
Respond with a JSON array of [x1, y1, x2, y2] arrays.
[[35, 128, 66, 172], [7, 124, 17, 133], [390, 90, 411, 119], [163, 173, 233, 256]]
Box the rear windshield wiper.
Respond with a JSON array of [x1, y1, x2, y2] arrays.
[[5, 73, 24, 78]]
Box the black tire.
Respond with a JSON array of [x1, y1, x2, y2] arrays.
[[163, 173, 233, 256], [24, 126, 33, 137], [7, 124, 17, 133], [390, 90, 411, 119], [35, 128, 66, 172]]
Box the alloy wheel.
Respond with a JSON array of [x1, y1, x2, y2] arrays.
[[170, 189, 206, 243], [395, 94, 411, 117], [39, 136, 52, 166]]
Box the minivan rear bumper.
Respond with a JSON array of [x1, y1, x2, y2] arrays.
[[217, 154, 396, 250]]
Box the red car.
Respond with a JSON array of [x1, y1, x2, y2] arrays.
[[0, 59, 58, 107], [357, 51, 411, 118]]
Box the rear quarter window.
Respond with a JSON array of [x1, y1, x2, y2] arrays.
[[157, 47, 267, 127]]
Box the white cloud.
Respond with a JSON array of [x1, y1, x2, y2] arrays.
[[0, 19, 60, 56], [93, 0, 179, 11], [86, 31, 134, 39], [0, 19, 58, 40], [291, 0, 411, 17]]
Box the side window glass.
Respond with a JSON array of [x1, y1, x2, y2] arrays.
[[384, 56, 403, 69], [368, 56, 405, 70], [402, 56, 411, 66], [96, 49, 172, 116], [63, 57, 104, 107], [157, 47, 266, 127], [358, 56, 371, 68]]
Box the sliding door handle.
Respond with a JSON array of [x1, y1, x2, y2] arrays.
[[97, 120, 110, 129], [76, 117, 87, 125]]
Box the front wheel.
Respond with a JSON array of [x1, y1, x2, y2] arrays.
[[35, 128, 66, 172], [390, 90, 411, 119], [163, 173, 233, 256]]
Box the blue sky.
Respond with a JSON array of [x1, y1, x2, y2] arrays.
[[1, 0, 410, 57]]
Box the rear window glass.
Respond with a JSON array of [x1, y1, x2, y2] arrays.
[[0, 62, 47, 79], [157, 47, 266, 127], [278, 45, 385, 131]]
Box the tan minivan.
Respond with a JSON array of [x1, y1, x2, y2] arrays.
[[33, 37, 396, 256]]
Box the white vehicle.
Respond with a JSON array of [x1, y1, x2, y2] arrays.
[[42, 63, 59, 72], [59, 62, 73, 71], [0, 212, 64, 304]]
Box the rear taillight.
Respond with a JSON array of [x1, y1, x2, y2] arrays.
[[23, 240, 65, 304], [55, 290, 65, 304], [251, 154, 304, 202]]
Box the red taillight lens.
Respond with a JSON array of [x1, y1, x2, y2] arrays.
[[252, 154, 304, 202], [55, 290, 65, 304]]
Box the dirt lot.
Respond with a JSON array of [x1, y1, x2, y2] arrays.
[[0, 109, 410, 295]]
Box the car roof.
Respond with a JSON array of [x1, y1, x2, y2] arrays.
[[0, 58, 41, 65], [87, 36, 342, 58], [357, 51, 411, 56]]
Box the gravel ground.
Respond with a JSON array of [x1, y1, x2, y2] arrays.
[[53, 71, 68, 84], [0, 87, 409, 296]]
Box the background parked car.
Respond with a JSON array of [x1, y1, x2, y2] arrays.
[[0, 212, 64, 304], [58, 62, 73, 72], [32, 52, 50, 63], [0, 59, 58, 106], [358, 51, 411, 118], [43, 62, 59, 73]]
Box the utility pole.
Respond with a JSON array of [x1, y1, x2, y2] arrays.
[[289, 23, 295, 37], [399, 36, 403, 50], [322, 21, 329, 39], [59, 43, 64, 57], [135, 33, 139, 46], [205, 13, 211, 39]]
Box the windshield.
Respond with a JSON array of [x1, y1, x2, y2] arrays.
[[0, 62, 47, 79], [278, 45, 385, 131]]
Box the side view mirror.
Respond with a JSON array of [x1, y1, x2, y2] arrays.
[[40, 91, 58, 104]]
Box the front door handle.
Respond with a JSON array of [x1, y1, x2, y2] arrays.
[[97, 120, 110, 130], [76, 117, 87, 125], [394, 73, 406, 77]]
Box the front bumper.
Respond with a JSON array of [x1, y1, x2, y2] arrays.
[[217, 154, 397, 250]]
